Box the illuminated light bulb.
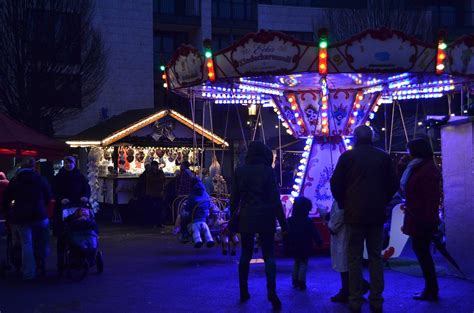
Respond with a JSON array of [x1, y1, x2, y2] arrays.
[[208, 72, 215, 78], [162, 74, 166, 80], [373, 106, 379, 112], [322, 119, 328, 126], [298, 165, 305, 170], [358, 95, 364, 101], [300, 158, 307, 164], [304, 145, 310, 151], [347, 145, 353, 150], [289, 197, 294, 203], [282, 122, 289, 128], [291, 191, 299, 197], [295, 178, 303, 183], [275, 125, 279, 128], [418, 121, 423, 126], [286, 130, 293, 135], [205, 51, 212, 58], [294, 113, 300, 118], [319, 63, 327, 70], [322, 96, 328, 102], [381, 127, 386, 131], [344, 138, 351, 144], [288, 97, 294, 103], [293, 184, 300, 190], [159, 65, 165, 71], [436, 64, 445, 71], [350, 119, 355, 124], [353, 111, 358, 117], [273, 108, 278, 112], [322, 112, 328, 117], [291, 105, 297, 110], [163, 83, 168, 88], [297, 120, 303, 126], [355, 103, 361, 109], [322, 105, 328, 110], [438, 53, 446, 60], [302, 152, 309, 158], [438, 42, 447, 50], [365, 121, 371, 126], [322, 127, 328, 133], [320, 52, 327, 59], [297, 172, 304, 177]]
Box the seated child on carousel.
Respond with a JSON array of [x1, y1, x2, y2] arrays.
[[218, 206, 239, 256], [175, 178, 215, 248]]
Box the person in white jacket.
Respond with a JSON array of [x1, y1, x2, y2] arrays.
[[328, 201, 369, 303]]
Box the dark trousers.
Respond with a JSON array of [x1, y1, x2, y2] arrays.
[[347, 224, 384, 310], [411, 236, 439, 295], [142, 196, 163, 226], [292, 258, 308, 284], [239, 232, 276, 291]]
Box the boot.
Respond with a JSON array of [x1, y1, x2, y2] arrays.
[[267, 283, 282, 310], [331, 272, 349, 303], [240, 283, 250, 303]]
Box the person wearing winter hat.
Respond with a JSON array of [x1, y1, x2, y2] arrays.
[[52, 155, 91, 273], [3, 157, 52, 280]]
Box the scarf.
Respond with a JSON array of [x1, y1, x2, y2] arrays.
[[400, 158, 423, 196]]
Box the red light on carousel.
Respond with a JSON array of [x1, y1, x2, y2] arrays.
[[318, 29, 328, 75], [436, 33, 447, 75], [203, 39, 216, 81]]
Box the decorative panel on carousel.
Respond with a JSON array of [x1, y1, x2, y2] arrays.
[[447, 35, 474, 76], [214, 31, 317, 79], [274, 95, 307, 137], [301, 140, 345, 216], [166, 45, 206, 89], [327, 28, 437, 74], [344, 92, 379, 135], [295, 91, 321, 136]]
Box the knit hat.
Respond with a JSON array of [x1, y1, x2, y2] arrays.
[[64, 156, 76, 164]]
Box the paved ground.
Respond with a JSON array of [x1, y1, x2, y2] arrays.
[[0, 225, 473, 313]]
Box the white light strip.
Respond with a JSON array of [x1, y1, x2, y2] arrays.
[[169, 110, 229, 147], [66, 141, 102, 147], [289, 136, 313, 202]]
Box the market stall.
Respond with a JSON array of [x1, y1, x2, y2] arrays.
[[66, 108, 229, 209]]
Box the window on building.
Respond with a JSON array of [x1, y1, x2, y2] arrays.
[[154, 0, 200, 16], [154, 32, 189, 70], [212, 0, 256, 20]]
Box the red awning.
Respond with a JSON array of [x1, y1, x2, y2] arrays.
[[0, 113, 66, 159]]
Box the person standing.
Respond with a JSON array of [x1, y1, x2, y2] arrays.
[[330, 126, 398, 313], [401, 139, 441, 301], [230, 141, 288, 310], [136, 160, 166, 227], [286, 196, 322, 291], [3, 157, 52, 280], [53, 156, 91, 274], [0, 172, 9, 216]]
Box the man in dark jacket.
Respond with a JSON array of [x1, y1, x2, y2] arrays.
[[330, 126, 398, 313], [135, 160, 166, 227], [230, 141, 288, 310], [3, 157, 52, 280]]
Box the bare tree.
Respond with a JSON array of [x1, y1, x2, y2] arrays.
[[0, 0, 106, 135], [321, 0, 433, 42]]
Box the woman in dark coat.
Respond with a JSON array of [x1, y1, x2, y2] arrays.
[[230, 141, 288, 310], [401, 139, 441, 301]]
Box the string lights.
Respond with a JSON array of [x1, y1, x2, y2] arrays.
[[290, 136, 313, 202]]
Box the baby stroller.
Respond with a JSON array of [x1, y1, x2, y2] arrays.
[[58, 203, 103, 281]]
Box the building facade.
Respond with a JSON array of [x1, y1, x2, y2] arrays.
[[57, 0, 154, 137]]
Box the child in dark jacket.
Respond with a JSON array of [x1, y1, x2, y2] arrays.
[[286, 196, 322, 290]]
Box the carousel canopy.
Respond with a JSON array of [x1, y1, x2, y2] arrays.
[[0, 112, 66, 159], [66, 109, 229, 148], [164, 28, 474, 140]]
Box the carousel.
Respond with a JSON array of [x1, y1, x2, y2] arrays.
[[164, 28, 474, 258]]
